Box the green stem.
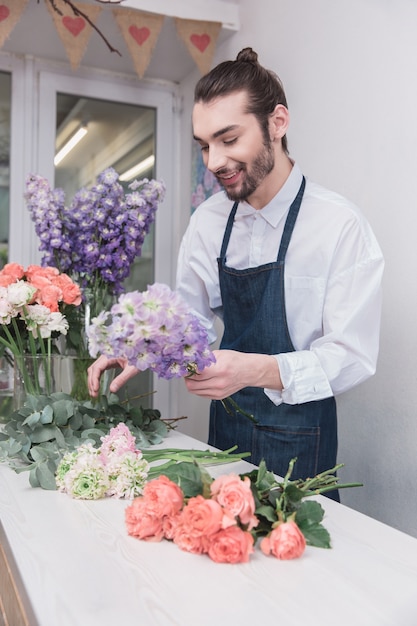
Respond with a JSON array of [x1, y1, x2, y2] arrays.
[[221, 396, 259, 424]]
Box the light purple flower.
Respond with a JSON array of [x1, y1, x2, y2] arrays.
[[88, 283, 215, 380]]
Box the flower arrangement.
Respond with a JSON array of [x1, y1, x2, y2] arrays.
[[24, 167, 166, 359], [0, 263, 82, 395], [87, 282, 215, 379]]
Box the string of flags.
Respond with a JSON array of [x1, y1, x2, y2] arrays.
[[0, 0, 222, 77]]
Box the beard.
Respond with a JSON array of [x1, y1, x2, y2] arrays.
[[218, 139, 275, 202]]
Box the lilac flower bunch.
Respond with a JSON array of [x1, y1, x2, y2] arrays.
[[88, 282, 216, 379], [24, 168, 166, 297]]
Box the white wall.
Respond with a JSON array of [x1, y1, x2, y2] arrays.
[[175, 0, 417, 538]]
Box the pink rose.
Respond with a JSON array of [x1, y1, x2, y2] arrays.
[[177, 495, 224, 538], [36, 284, 62, 312], [210, 474, 258, 530], [125, 498, 164, 541], [142, 475, 184, 518], [162, 513, 182, 540], [207, 526, 254, 564], [0, 263, 24, 282], [173, 524, 209, 554], [53, 273, 82, 306], [260, 521, 306, 560]]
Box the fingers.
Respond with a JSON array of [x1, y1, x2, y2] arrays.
[[108, 365, 140, 393], [87, 355, 128, 397]]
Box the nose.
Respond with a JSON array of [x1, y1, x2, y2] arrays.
[[205, 145, 227, 174]]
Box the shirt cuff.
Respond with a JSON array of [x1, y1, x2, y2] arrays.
[[264, 352, 333, 405]]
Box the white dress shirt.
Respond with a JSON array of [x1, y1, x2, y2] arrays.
[[176, 163, 384, 406]]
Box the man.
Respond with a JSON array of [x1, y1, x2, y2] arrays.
[[88, 48, 384, 499]]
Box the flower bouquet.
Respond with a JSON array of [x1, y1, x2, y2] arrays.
[[0, 263, 81, 400], [24, 167, 166, 398], [87, 282, 215, 378]]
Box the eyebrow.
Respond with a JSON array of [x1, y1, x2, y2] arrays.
[[193, 124, 240, 142]]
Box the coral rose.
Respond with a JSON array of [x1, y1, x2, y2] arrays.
[[210, 474, 258, 530], [53, 273, 82, 306], [260, 520, 306, 560], [36, 284, 63, 312], [142, 475, 184, 518], [207, 526, 254, 564], [178, 495, 224, 538], [125, 498, 164, 541], [173, 524, 209, 554], [0, 263, 24, 283]]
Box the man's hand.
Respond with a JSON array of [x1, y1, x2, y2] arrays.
[[184, 349, 282, 399], [87, 355, 139, 398]]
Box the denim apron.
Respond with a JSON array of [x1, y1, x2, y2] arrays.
[[208, 178, 339, 499]]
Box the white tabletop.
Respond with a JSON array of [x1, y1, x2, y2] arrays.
[[1, 431, 417, 626]]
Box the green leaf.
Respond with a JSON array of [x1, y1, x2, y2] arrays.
[[153, 461, 207, 498], [298, 521, 331, 549], [29, 468, 40, 488], [40, 405, 54, 425], [30, 425, 59, 444], [35, 463, 57, 490], [82, 414, 95, 429], [22, 411, 41, 428], [53, 399, 74, 426], [30, 446, 52, 462], [296, 500, 325, 525], [255, 503, 278, 523], [68, 411, 83, 431]]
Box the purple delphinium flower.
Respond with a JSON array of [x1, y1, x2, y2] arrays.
[[87, 283, 216, 380], [24, 168, 166, 297]]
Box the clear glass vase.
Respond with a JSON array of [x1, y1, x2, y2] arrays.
[[13, 354, 112, 410]]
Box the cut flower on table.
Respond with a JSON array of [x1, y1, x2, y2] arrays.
[[125, 454, 362, 563], [54, 423, 362, 563]]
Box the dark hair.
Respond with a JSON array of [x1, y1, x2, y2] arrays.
[[194, 47, 289, 153]]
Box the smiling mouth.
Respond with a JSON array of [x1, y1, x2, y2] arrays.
[[216, 170, 241, 186]]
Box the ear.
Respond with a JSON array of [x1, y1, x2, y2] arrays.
[[269, 104, 290, 142]]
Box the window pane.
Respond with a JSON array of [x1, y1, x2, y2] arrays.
[[0, 71, 11, 269]]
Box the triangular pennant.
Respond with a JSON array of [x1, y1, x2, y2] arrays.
[[0, 0, 29, 49], [113, 8, 164, 79], [174, 18, 221, 75], [45, 0, 101, 70]]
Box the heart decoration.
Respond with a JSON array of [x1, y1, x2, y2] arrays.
[[128, 25, 150, 46], [0, 5, 10, 22], [62, 15, 85, 37], [190, 33, 211, 53]]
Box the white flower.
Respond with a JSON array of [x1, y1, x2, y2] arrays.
[[7, 281, 36, 307], [0, 298, 15, 325], [24, 305, 68, 338]]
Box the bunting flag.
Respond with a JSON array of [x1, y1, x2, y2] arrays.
[[45, 0, 102, 70], [113, 8, 164, 79], [174, 17, 222, 75], [0, 0, 29, 49]]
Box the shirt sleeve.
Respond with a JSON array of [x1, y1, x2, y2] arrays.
[[175, 216, 220, 345], [265, 252, 384, 406]]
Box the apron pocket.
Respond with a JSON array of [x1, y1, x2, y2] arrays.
[[251, 424, 320, 479]]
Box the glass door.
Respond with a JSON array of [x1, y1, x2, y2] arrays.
[[37, 70, 176, 415]]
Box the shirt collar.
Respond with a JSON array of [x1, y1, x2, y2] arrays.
[[238, 162, 304, 227]]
